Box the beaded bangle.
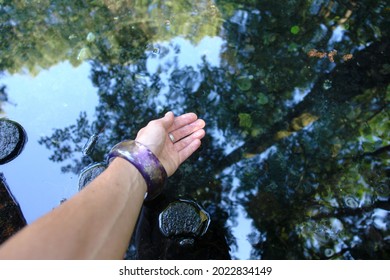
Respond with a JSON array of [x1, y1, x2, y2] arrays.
[[107, 140, 167, 201]]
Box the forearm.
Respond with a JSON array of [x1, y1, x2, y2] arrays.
[[0, 158, 146, 259], [0, 111, 206, 259]]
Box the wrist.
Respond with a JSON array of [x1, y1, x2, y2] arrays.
[[107, 140, 167, 200], [109, 157, 147, 194]]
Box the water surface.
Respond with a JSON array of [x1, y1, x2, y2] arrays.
[[0, 0, 389, 259]]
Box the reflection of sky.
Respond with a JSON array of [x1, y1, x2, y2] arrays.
[[146, 36, 224, 114], [1, 36, 254, 259], [147, 36, 223, 72], [1, 62, 98, 222]]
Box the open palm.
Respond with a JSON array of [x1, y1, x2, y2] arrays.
[[135, 112, 206, 176]]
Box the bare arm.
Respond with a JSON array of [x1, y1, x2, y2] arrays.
[[0, 112, 205, 259]]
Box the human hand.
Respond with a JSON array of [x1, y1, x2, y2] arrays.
[[135, 112, 206, 176]]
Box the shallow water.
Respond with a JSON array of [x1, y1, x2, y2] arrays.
[[0, 0, 389, 259]]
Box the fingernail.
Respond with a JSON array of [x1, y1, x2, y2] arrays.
[[165, 111, 172, 117]]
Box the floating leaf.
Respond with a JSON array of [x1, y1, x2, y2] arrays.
[[291, 113, 319, 131], [290, 25, 300, 35], [257, 93, 269, 105], [238, 113, 252, 128], [275, 130, 292, 140], [288, 43, 299, 52], [237, 76, 252, 91]]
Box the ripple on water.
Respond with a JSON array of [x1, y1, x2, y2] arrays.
[[376, 183, 390, 197], [324, 248, 334, 258], [344, 195, 359, 209]]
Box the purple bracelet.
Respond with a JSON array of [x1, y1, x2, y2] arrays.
[[107, 140, 167, 200]]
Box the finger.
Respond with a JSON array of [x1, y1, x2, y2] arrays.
[[150, 111, 175, 130], [169, 119, 205, 142], [178, 139, 202, 164], [173, 129, 205, 152], [169, 113, 198, 131]]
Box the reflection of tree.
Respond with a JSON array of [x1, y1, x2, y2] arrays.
[[0, 0, 222, 74], [3, 0, 390, 259]]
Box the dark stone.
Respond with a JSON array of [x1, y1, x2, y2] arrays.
[[134, 194, 231, 259], [78, 162, 107, 191], [0, 119, 28, 165], [159, 199, 210, 238], [0, 173, 27, 245]]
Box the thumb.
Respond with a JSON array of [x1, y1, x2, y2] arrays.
[[161, 111, 174, 129]]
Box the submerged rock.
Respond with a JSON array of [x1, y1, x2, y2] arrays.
[[159, 199, 210, 244], [78, 162, 107, 191], [134, 195, 230, 260], [0, 173, 27, 244], [0, 119, 28, 165], [82, 133, 99, 157]]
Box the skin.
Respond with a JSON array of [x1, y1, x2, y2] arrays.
[[0, 111, 206, 259]]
